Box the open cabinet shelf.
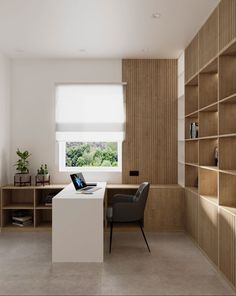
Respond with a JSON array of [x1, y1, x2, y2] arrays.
[[0, 185, 65, 231], [199, 58, 218, 109]]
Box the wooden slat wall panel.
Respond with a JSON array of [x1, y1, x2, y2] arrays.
[[185, 34, 199, 82], [199, 7, 219, 70], [144, 187, 184, 232], [219, 0, 236, 51], [219, 208, 235, 285], [122, 59, 177, 184]]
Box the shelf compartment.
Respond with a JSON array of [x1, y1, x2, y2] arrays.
[[35, 209, 52, 228], [185, 141, 198, 164], [219, 94, 236, 135], [199, 59, 218, 109], [1, 189, 34, 208], [2, 209, 34, 228], [199, 168, 218, 200], [219, 44, 236, 100], [219, 137, 236, 171], [35, 188, 62, 208], [199, 138, 218, 167], [219, 172, 236, 208], [185, 114, 198, 140], [185, 165, 198, 189], [185, 76, 198, 115], [199, 106, 218, 138]]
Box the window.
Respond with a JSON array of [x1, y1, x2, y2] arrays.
[[56, 84, 125, 172]]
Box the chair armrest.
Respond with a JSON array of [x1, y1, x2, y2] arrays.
[[111, 194, 134, 205], [112, 202, 143, 222]]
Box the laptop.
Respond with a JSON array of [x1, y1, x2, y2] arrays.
[[70, 173, 100, 193]]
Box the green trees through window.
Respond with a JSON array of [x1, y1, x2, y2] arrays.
[[66, 142, 118, 167]]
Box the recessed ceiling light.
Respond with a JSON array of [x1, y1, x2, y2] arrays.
[[152, 12, 161, 19]]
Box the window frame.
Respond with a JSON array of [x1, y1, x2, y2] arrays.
[[58, 140, 122, 172]]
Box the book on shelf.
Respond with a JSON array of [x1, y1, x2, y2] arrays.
[[12, 220, 32, 227], [12, 216, 32, 223]]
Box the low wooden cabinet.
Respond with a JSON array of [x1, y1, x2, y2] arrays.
[[219, 207, 236, 286], [198, 196, 218, 265], [185, 188, 199, 242], [0, 185, 65, 231]]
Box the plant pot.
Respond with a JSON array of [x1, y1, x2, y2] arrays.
[[36, 174, 50, 182], [14, 173, 31, 186]]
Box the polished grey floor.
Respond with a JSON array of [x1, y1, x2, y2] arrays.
[[0, 231, 235, 295]]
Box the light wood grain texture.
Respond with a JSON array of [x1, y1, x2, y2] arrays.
[[185, 188, 199, 242], [219, 207, 235, 285], [219, 0, 236, 51], [219, 96, 236, 135], [199, 7, 218, 70], [219, 55, 236, 100], [199, 138, 218, 166], [185, 34, 199, 82], [219, 172, 236, 207], [185, 165, 198, 188], [219, 137, 236, 170], [144, 187, 184, 232], [122, 59, 177, 184], [199, 110, 218, 138], [199, 73, 218, 109], [185, 141, 198, 164], [199, 168, 218, 197], [198, 196, 218, 265]]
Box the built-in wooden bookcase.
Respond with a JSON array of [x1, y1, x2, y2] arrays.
[[184, 0, 236, 287], [0, 185, 65, 231]]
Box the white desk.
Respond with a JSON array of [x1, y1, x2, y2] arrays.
[[52, 182, 106, 263]]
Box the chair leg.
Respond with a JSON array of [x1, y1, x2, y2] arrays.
[[138, 221, 151, 253], [109, 222, 113, 254]]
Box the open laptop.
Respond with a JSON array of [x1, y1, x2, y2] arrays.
[[70, 173, 100, 193]]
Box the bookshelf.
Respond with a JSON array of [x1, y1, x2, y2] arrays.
[[183, 0, 236, 288], [0, 185, 65, 231]]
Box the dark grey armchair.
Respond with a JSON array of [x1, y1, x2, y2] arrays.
[[106, 182, 150, 253]]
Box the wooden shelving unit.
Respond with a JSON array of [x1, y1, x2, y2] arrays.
[[0, 185, 65, 231], [183, 0, 236, 288]]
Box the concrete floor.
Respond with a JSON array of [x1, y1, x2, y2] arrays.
[[0, 231, 235, 295]]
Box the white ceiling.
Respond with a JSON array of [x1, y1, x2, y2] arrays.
[[0, 0, 219, 59]]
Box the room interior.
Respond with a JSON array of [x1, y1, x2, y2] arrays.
[[0, 0, 236, 295]]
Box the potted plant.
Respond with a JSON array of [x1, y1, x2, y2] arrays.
[[36, 164, 50, 184], [14, 149, 31, 185]]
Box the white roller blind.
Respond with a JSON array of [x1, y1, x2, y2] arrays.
[[55, 84, 125, 134]]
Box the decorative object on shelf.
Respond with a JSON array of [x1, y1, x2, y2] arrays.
[[214, 147, 218, 166], [35, 164, 50, 186], [190, 122, 198, 139], [14, 149, 31, 186], [42, 194, 54, 206]]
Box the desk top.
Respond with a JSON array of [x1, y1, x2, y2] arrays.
[[53, 182, 106, 200]]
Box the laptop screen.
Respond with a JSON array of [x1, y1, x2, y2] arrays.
[[70, 173, 87, 190]]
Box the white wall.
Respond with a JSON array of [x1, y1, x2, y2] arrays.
[[0, 53, 11, 185], [11, 59, 122, 184]]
